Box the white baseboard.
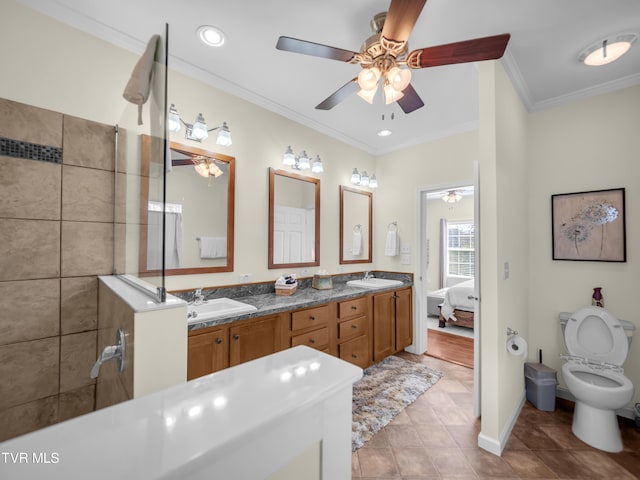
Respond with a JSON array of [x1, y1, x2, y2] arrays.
[[478, 390, 526, 456]]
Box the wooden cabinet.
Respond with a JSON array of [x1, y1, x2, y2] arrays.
[[187, 285, 410, 379], [290, 305, 330, 352], [187, 326, 229, 380], [337, 296, 371, 368], [373, 287, 413, 362], [188, 313, 285, 380], [395, 287, 413, 351], [230, 314, 284, 367]]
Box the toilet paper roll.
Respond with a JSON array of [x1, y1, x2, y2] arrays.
[[506, 335, 528, 357]]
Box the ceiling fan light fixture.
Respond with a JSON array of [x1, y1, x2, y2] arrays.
[[383, 83, 404, 104], [579, 33, 637, 66], [443, 190, 462, 203], [357, 88, 377, 104], [197, 25, 226, 47], [387, 66, 411, 91], [357, 67, 381, 90]]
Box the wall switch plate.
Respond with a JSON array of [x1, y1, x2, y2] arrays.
[[400, 254, 411, 265], [239, 273, 252, 283], [400, 245, 411, 254]]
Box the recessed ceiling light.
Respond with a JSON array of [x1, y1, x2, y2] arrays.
[[579, 33, 637, 66], [377, 129, 392, 137], [197, 25, 225, 47]]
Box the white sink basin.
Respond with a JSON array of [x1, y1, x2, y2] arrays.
[[187, 298, 257, 324], [346, 278, 403, 289]]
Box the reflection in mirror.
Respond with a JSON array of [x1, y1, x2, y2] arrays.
[[139, 135, 235, 275], [340, 186, 373, 264], [268, 168, 320, 269]]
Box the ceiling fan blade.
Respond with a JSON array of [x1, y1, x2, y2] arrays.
[[381, 0, 427, 47], [315, 78, 360, 110], [407, 33, 511, 68], [396, 84, 425, 114], [276, 36, 358, 62]]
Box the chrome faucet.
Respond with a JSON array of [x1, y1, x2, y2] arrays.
[[363, 271, 374, 281], [191, 288, 205, 305]]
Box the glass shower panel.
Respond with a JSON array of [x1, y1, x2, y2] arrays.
[[114, 24, 169, 301]]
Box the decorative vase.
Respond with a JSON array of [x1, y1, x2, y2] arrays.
[[592, 287, 604, 307]]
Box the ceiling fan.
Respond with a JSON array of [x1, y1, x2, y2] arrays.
[[276, 0, 510, 114]]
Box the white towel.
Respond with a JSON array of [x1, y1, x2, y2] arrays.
[[351, 231, 362, 256], [123, 34, 160, 125], [198, 236, 227, 259], [384, 230, 399, 256]]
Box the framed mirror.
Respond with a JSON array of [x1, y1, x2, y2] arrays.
[[340, 185, 372, 264], [268, 168, 320, 269], [139, 135, 235, 275]]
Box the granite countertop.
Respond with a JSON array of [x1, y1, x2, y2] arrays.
[[184, 272, 412, 331]]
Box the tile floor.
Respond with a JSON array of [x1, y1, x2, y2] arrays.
[[352, 352, 640, 479]]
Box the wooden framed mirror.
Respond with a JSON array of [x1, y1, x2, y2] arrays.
[[139, 135, 235, 275], [268, 167, 320, 269], [340, 185, 372, 264]]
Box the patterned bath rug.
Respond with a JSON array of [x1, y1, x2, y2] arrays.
[[352, 355, 443, 451]]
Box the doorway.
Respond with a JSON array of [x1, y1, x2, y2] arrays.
[[414, 180, 479, 413]]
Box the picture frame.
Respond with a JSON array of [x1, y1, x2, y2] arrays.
[[551, 188, 626, 262]]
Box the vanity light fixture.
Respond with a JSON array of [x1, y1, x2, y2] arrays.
[[350, 168, 378, 189], [168, 104, 232, 146], [282, 146, 324, 173], [579, 33, 637, 66]]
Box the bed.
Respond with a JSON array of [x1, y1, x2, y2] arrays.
[[427, 279, 475, 329]]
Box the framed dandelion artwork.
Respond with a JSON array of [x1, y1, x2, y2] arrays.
[[552, 188, 626, 262]]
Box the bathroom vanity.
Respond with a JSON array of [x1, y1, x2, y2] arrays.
[[185, 278, 413, 380]]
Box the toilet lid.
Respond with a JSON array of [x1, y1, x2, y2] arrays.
[[565, 306, 628, 365]]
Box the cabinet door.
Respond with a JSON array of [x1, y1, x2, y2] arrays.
[[229, 315, 283, 367], [187, 328, 229, 380], [373, 291, 395, 362], [395, 288, 413, 351]]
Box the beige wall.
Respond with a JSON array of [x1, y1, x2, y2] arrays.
[[527, 84, 640, 405]]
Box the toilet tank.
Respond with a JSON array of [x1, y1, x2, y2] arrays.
[[559, 311, 635, 348]]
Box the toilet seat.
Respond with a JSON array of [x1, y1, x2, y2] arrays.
[[564, 306, 628, 366]]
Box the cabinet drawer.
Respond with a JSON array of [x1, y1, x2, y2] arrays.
[[291, 327, 329, 350], [339, 315, 367, 342], [339, 335, 369, 369], [338, 297, 367, 319], [291, 305, 329, 331]]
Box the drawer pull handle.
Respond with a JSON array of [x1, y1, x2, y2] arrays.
[[351, 324, 358, 329], [233, 334, 240, 340], [351, 305, 357, 310], [216, 338, 223, 344], [309, 338, 316, 344], [310, 315, 316, 320], [351, 354, 358, 359]]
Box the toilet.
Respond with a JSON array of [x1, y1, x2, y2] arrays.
[[560, 306, 635, 452]]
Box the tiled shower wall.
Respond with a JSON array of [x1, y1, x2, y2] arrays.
[[0, 98, 125, 441]]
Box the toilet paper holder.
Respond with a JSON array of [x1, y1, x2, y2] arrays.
[[507, 327, 518, 336]]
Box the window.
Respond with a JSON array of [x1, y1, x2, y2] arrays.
[[447, 221, 475, 277]]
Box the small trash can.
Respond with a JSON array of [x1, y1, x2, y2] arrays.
[[524, 362, 557, 411]]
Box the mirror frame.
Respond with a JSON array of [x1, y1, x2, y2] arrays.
[[139, 135, 235, 276], [268, 167, 320, 270], [339, 185, 373, 264]]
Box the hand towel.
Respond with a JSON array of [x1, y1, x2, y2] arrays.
[[198, 236, 227, 259], [384, 230, 399, 256], [351, 230, 362, 256], [123, 34, 160, 125]]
